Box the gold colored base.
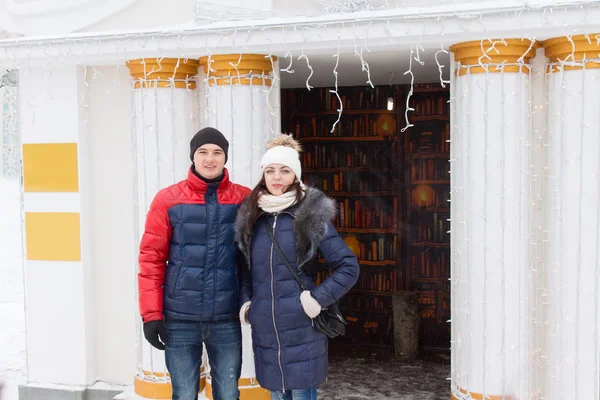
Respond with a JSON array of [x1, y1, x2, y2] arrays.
[[205, 378, 270, 400], [451, 387, 511, 400], [133, 369, 205, 399]]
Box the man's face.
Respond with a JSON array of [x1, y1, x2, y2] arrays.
[[193, 144, 226, 180]]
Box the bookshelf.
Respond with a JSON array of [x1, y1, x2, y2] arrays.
[[404, 84, 451, 349], [281, 83, 451, 350], [282, 85, 402, 347]]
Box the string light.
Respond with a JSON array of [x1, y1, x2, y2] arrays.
[[449, 50, 458, 398], [400, 45, 415, 133], [330, 29, 343, 134], [435, 47, 451, 89], [352, 22, 375, 88], [1, 70, 19, 179], [266, 43, 280, 137]]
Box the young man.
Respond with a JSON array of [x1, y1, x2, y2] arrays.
[[138, 127, 251, 400]]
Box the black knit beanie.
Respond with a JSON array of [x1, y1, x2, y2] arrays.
[[189, 127, 229, 162]]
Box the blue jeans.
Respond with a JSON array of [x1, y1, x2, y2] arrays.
[[164, 320, 242, 400], [270, 388, 317, 400]]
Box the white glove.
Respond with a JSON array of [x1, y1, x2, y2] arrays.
[[300, 290, 322, 319], [240, 301, 251, 325]]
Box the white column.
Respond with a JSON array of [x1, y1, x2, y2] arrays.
[[126, 58, 201, 398], [449, 39, 535, 400], [18, 64, 95, 394], [200, 54, 279, 188], [542, 35, 600, 400], [529, 47, 550, 399], [198, 53, 278, 400], [85, 65, 138, 386]]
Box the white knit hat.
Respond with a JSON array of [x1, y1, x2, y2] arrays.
[[259, 134, 303, 180], [260, 146, 302, 180]]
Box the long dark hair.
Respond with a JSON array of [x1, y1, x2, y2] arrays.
[[245, 176, 305, 224]]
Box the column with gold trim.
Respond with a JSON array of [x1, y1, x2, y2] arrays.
[[199, 54, 280, 188], [541, 35, 600, 400], [126, 58, 204, 399], [449, 39, 536, 399], [198, 53, 277, 399], [17, 64, 95, 396]]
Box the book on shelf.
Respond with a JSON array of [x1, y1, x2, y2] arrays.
[[411, 186, 450, 208], [354, 269, 399, 292], [411, 249, 450, 279], [412, 212, 450, 243], [354, 236, 397, 262], [283, 85, 395, 113], [320, 237, 398, 262], [301, 142, 396, 169], [411, 93, 449, 116], [294, 114, 396, 138], [332, 198, 398, 230], [346, 293, 393, 309], [413, 282, 438, 320], [410, 158, 449, 181], [305, 171, 395, 192], [409, 122, 450, 153]]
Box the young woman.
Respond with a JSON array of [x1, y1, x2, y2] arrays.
[[235, 134, 360, 400]]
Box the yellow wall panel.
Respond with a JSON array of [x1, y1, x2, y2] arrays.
[[25, 212, 81, 261], [23, 143, 79, 192]]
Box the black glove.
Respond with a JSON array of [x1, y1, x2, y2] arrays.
[[143, 320, 167, 350]]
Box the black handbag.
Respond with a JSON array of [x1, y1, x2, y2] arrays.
[[264, 220, 347, 339]]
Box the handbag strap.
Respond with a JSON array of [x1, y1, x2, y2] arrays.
[[263, 220, 307, 291]]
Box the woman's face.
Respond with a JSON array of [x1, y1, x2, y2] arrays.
[[264, 163, 296, 196]]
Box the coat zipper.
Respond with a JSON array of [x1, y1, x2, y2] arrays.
[[269, 214, 285, 391]]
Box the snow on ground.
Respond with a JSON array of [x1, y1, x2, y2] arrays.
[[0, 179, 27, 400], [321, 355, 450, 399]]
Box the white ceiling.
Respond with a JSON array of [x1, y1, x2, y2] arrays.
[[279, 46, 451, 89]]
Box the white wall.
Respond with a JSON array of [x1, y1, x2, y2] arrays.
[[81, 0, 195, 33], [86, 66, 137, 384], [19, 65, 96, 386], [0, 0, 137, 36], [271, 0, 489, 15]]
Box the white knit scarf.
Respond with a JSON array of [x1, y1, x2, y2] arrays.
[[258, 182, 307, 213]]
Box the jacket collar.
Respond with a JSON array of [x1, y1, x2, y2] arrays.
[[186, 166, 231, 194], [235, 187, 336, 271], [255, 207, 295, 223]]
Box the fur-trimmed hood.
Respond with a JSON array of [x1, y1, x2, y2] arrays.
[[235, 187, 336, 270]]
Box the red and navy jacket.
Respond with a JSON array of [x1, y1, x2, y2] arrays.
[[138, 167, 251, 322]]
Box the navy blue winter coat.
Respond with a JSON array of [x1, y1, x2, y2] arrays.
[[235, 188, 359, 391], [138, 168, 251, 322]]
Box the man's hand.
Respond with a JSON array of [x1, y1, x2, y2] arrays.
[[143, 320, 167, 350]]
